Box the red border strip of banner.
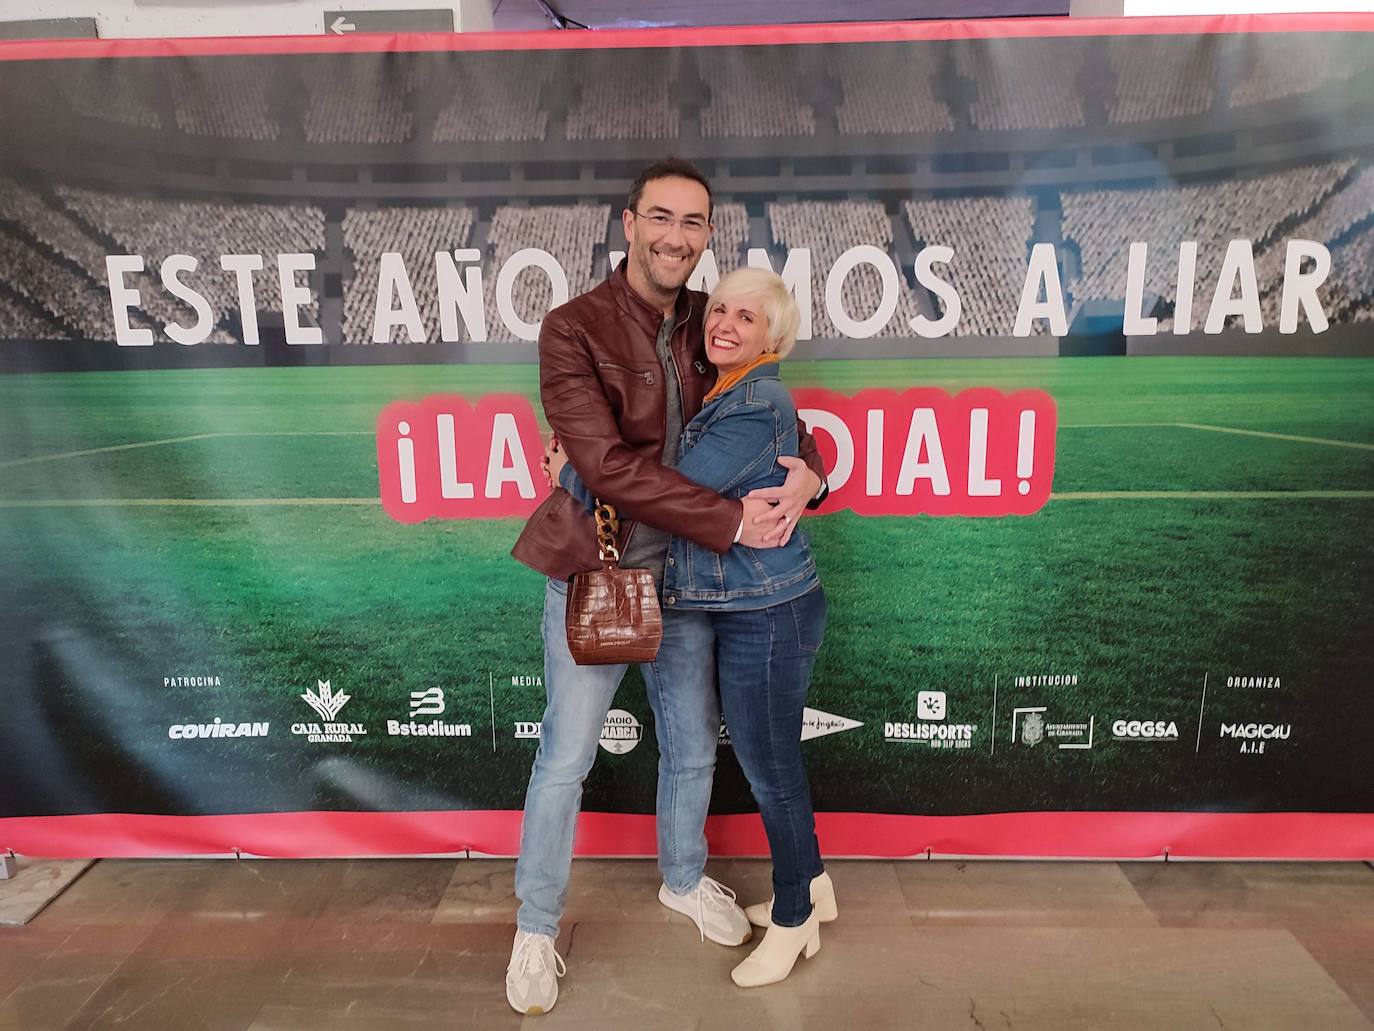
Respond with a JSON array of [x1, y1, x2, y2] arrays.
[[3, 811, 1371, 860], [0, 13, 1372, 62], [1, 12, 1370, 864]]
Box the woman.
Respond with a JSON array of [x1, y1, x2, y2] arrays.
[[551, 267, 837, 987]]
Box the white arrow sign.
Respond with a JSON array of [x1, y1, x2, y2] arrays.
[[800, 706, 864, 741], [329, 15, 356, 33]]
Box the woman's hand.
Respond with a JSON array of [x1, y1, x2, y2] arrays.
[[544, 435, 569, 489]]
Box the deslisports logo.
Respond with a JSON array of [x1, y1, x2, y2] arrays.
[[885, 689, 977, 749]]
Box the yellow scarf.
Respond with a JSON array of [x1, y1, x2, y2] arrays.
[[704, 353, 781, 403]]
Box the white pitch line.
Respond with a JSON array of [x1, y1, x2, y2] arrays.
[[0, 433, 219, 469], [1060, 421, 1374, 450], [1173, 422, 1374, 452], [0, 431, 374, 469], [4, 491, 1373, 509], [1051, 490, 1374, 501]]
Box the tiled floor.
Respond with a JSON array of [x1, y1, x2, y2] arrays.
[[1, 857, 1371, 1029]]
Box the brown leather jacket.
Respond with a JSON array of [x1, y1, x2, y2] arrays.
[[511, 263, 826, 581]]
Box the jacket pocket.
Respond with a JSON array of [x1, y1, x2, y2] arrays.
[[597, 360, 656, 386], [594, 361, 661, 447]]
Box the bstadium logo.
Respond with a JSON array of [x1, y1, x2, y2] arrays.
[[1219, 722, 1292, 755], [388, 687, 471, 738], [292, 679, 368, 743], [600, 709, 641, 755], [885, 691, 976, 750], [720, 707, 863, 745], [1012, 707, 1094, 750], [1111, 719, 1180, 742], [168, 718, 268, 740], [410, 687, 445, 718]]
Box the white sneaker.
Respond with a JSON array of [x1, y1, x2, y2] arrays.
[[505, 929, 566, 1015], [658, 875, 753, 946]]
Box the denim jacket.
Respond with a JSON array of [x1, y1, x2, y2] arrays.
[[561, 362, 820, 611]]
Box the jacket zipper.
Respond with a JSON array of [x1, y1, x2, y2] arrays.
[[596, 360, 655, 385], [618, 300, 691, 560]]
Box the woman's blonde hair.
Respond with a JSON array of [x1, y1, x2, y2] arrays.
[[705, 267, 801, 358]]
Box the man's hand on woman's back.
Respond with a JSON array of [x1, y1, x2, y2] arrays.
[[742, 457, 822, 547]]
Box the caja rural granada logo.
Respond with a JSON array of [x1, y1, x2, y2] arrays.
[[376, 388, 1057, 522]]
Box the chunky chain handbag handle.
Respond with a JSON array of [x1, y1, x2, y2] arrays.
[[593, 499, 620, 563], [564, 497, 663, 665]]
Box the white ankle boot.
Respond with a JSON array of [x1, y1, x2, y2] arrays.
[[743, 870, 838, 928], [730, 909, 821, 988]]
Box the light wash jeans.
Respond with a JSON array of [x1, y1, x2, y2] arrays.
[[514, 578, 718, 937]]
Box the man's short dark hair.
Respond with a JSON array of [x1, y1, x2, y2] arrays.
[[627, 157, 713, 220]]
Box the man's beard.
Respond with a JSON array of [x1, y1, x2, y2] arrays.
[[635, 244, 694, 296]]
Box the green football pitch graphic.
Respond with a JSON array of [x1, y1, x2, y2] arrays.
[[1, 356, 1371, 817]]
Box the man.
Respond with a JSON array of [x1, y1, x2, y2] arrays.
[[506, 158, 827, 1014]]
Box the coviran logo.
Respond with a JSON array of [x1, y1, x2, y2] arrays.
[[1219, 722, 1291, 754], [600, 709, 641, 755], [292, 680, 368, 743], [1112, 719, 1180, 741], [168, 719, 268, 740]]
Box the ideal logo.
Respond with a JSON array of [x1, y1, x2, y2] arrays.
[[514, 721, 542, 740], [302, 679, 350, 722], [410, 686, 445, 718], [1112, 719, 1179, 741]]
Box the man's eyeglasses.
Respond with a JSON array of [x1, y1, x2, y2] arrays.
[[631, 210, 712, 236]]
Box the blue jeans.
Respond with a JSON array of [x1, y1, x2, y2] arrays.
[[711, 586, 827, 927], [514, 578, 719, 937]]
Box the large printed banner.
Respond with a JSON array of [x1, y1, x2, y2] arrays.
[[1, 16, 1372, 859]]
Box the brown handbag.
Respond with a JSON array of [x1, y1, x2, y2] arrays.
[[565, 499, 664, 665]]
